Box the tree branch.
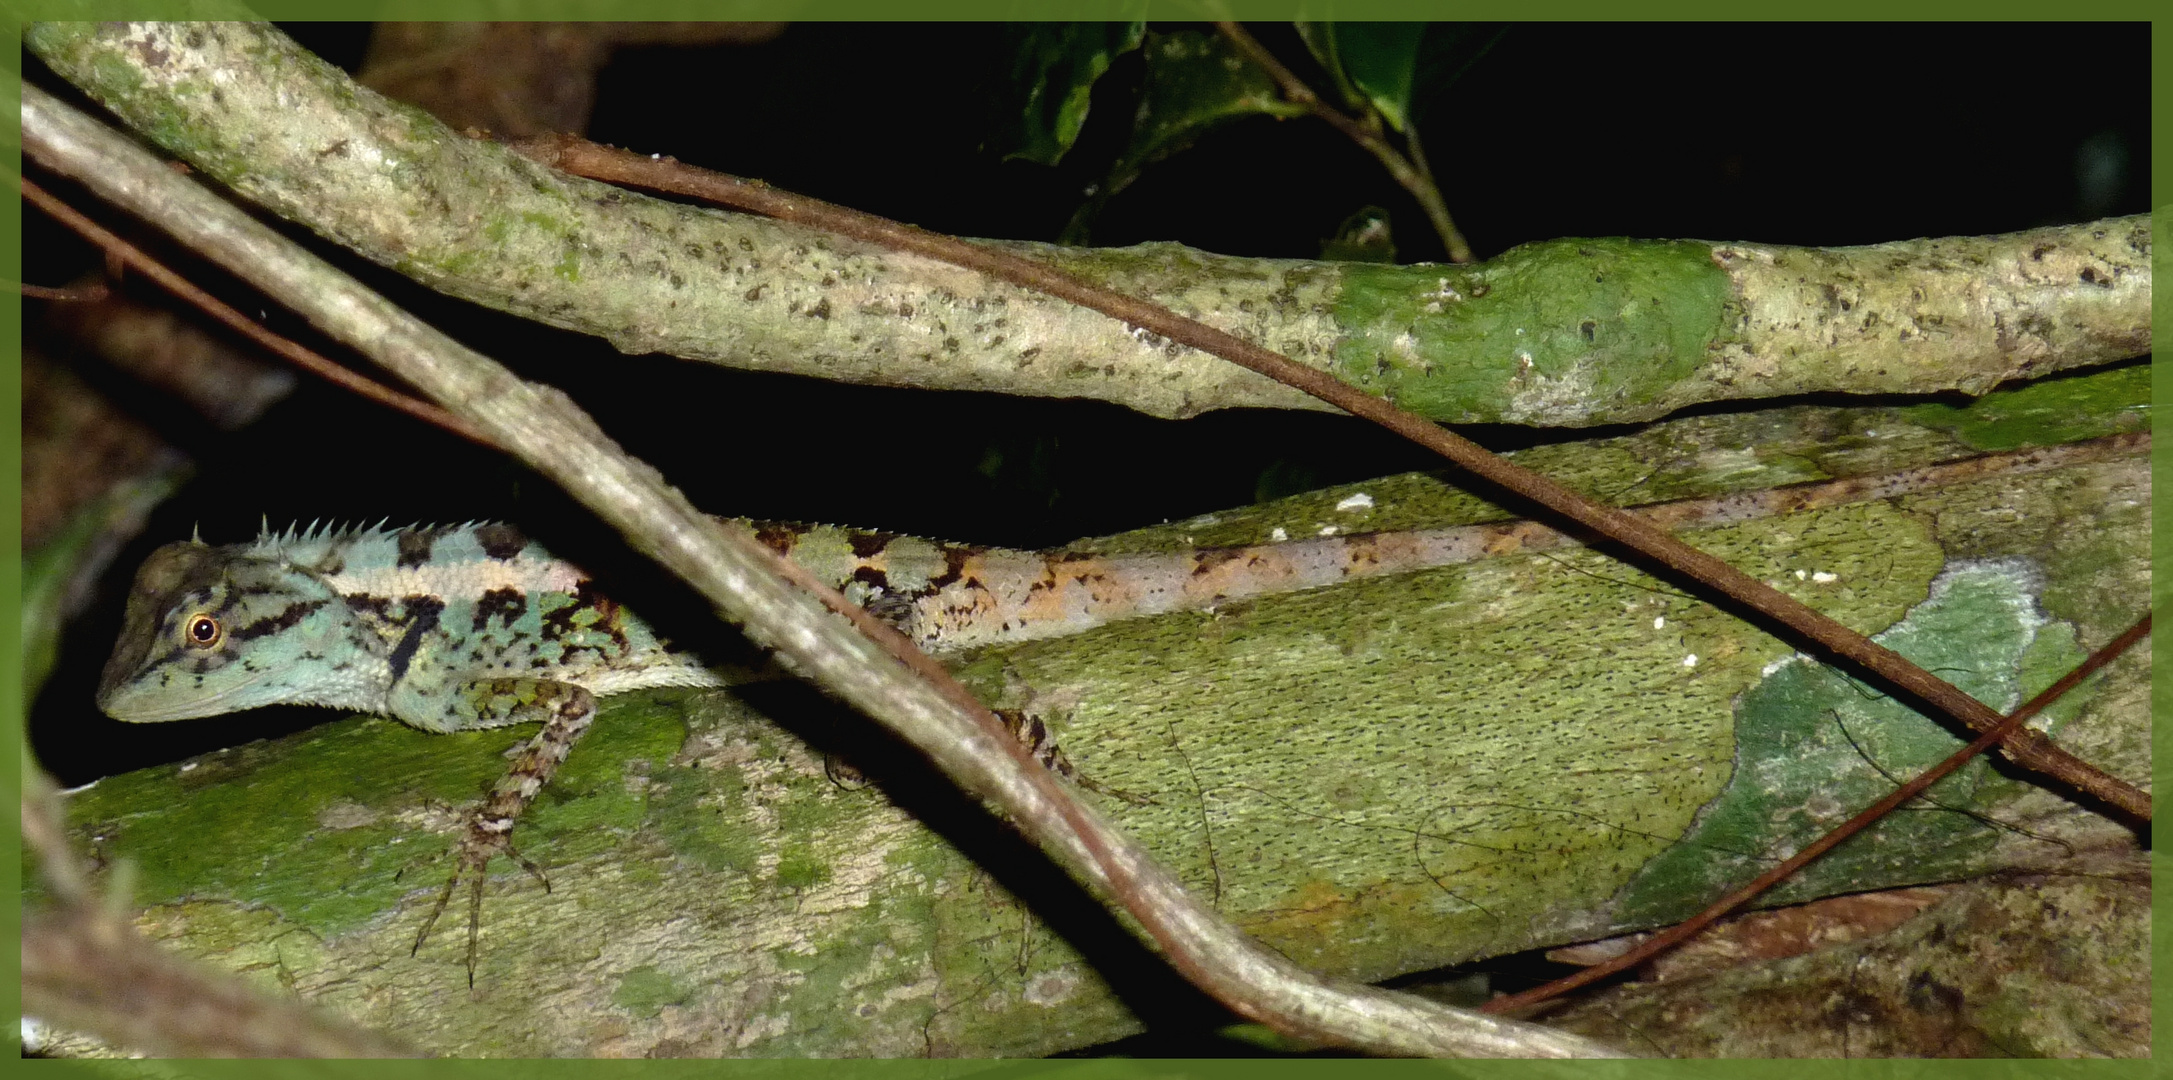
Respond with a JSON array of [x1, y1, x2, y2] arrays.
[[23, 23, 2149, 424]]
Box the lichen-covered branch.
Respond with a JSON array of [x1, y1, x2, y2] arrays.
[[25, 22, 2151, 425]]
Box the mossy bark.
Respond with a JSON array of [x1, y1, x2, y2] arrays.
[[24, 22, 2151, 425]]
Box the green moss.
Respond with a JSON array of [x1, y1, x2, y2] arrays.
[[1901, 362, 2150, 451], [56, 716, 522, 936], [610, 964, 694, 1016], [772, 787, 834, 837], [50, 691, 684, 939], [517, 696, 686, 861], [761, 899, 940, 1054], [646, 763, 758, 874], [1330, 238, 1731, 424], [553, 242, 584, 283], [773, 853, 832, 890], [1613, 560, 2091, 925]]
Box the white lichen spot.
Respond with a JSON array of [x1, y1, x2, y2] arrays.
[[1653, 616, 1666, 630], [1270, 527, 1289, 542], [1318, 525, 1340, 537], [733, 1012, 792, 1049], [1794, 569, 1808, 580], [1514, 327, 1526, 336], [1812, 571, 1838, 584], [1022, 966, 1083, 1006], [1392, 332, 1419, 357], [1515, 350, 1535, 370], [1682, 654, 1699, 668], [179, 761, 198, 773], [1762, 652, 1811, 678], [316, 800, 381, 830], [1335, 493, 1375, 512]]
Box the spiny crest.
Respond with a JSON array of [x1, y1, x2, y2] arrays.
[[245, 518, 491, 559]]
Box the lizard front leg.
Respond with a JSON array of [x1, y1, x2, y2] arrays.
[[407, 676, 597, 985]]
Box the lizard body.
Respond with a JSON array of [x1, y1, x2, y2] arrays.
[[95, 515, 1487, 730]]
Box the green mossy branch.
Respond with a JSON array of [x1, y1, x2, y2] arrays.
[[25, 22, 2151, 425]]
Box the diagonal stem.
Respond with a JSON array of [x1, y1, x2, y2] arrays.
[[17, 176, 490, 447]]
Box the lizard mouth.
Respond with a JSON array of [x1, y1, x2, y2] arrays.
[[97, 675, 270, 724]]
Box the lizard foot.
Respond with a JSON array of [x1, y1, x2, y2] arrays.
[[411, 814, 549, 987]]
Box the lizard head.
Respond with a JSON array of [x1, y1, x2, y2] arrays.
[[97, 539, 364, 723]]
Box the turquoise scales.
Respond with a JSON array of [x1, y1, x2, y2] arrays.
[[87, 438, 2135, 979]]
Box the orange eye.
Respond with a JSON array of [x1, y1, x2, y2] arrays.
[[184, 614, 222, 648]]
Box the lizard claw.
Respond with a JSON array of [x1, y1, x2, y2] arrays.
[[411, 816, 550, 985]]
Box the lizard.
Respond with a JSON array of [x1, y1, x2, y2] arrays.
[[89, 432, 2143, 982]]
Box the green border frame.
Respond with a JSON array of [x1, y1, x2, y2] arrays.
[[3, 6, 2159, 1075]]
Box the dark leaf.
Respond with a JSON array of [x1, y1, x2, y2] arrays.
[[986, 22, 1146, 165], [1298, 22, 1426, 133], [1063, 28, 1308, 242]]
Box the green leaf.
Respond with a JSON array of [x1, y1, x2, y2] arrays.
[[1293, 22, 1367, 114], [1063, 28, 1309, 242], [1298, 22, 1426, 133], [987, 22, 1146, 165]]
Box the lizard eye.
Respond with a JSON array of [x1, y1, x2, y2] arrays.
[[183, 614, 223, 648]]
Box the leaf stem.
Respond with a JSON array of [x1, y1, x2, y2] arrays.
[[1215, 21, 1474, 262]]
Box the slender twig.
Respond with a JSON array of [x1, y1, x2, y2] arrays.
[[1481, 611, 2152, 1015], [515, 133, 2150, 825], [24, 81, 1624, 1060], [12, 278, 110, 301], [18, 176, 494, 448], [1215, 21, 1474, 263]]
